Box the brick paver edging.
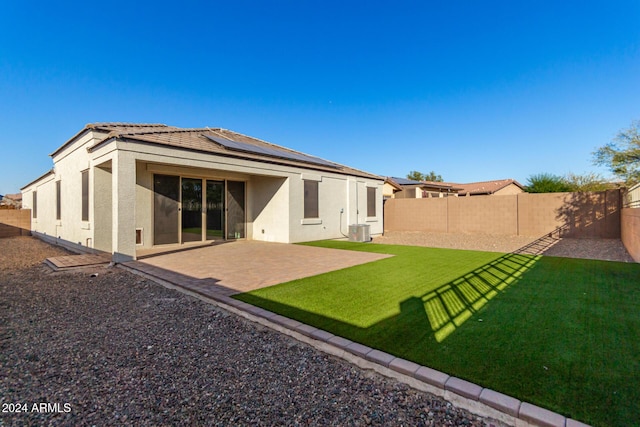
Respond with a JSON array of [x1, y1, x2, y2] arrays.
[[118, 263, 591, 427]]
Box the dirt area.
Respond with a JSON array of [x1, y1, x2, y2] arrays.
[[374, 231, 636, 263], [0, 236, 72, 270]]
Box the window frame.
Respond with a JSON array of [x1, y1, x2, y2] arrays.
[[32, 191, 37, 219], [55, 180, 61, 220], [81, 170, 89, 221], [303, 180, 319, 219], [367, 186, 376, 217]]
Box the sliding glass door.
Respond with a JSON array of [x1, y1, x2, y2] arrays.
[[181, 178, 203, 243], [227, 181, 245, 239], [153, 174, 244, 245], [206, 180, 224, 240], [153, 175, 180, 245]]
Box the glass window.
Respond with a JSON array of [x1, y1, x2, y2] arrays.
[[56, 181, 61, 220], [367, 187, 376, 217], [304, 180, 319, 218], [32, 191, 37, 219], [81, 170, 89, 221]]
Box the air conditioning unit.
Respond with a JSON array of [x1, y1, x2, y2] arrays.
[[348, 224, 371, 242]]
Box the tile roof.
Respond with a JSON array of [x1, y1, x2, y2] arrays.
[[445, 179, 524, 195], [50, 123, 179, 157], [384, 177, 403, 191], [89, 123, 176, 134], [20, 169, 55, 190], [3, 193, 22, 201], [80, 124, 381, 179], [390, 177, 461, 192], [388, 177, 522, 195]]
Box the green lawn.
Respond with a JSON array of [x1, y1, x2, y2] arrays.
[[233, 240, 640, 427], [181, 227, 223, 237]]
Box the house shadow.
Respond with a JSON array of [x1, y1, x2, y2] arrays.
[[115, 249, 236, 298], [0, 222, 31, 238], [235, 237, 552, 357], [135, 239, 236, 260]]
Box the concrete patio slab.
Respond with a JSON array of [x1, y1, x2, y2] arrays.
[[127, 240, 391, 296], [45, 254, 111, 271]]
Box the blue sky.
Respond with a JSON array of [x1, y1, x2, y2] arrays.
[[1, 1, 638, 195]]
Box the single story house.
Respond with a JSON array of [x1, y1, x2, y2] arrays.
[[1, 193, 22, 208], [389, 177, 524, 198], [390, 177, 461, 199], [383, 178, 403, 199], [21, 123, 384, 262], [449, 179, 525, 196]]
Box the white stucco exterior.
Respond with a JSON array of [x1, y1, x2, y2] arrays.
[[22, 124, 384, 261]]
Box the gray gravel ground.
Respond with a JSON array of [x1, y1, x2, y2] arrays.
[[1, 237, 500, 427], [374, 231, 636, 262]]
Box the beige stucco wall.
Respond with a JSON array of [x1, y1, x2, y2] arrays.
[[22, 131, 103, 253], [382, 182, 397, 199], [51, 132, 95, 249], [23, 132, 384, 260], [250, 176, 289, 242], [493, 183, 524, 196], [394, 186, 422, 199], [22, 172, 57, 239], [93, 162, 113, 253], [286, 174, 383, 243]]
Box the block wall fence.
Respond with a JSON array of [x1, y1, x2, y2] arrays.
[[383, 190, 622, 239], [2, 191, 638, 262], [0, 209, 31, 238], [621, 208, 640, 262]]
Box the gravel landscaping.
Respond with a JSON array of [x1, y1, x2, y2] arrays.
[[374, 231, 635, 262], [1, 237, 501, 427]]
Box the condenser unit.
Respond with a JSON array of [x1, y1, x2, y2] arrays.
[[348, 224, 371, 242]]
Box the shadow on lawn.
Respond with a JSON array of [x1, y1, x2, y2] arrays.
[[420, 252, 539, 342]]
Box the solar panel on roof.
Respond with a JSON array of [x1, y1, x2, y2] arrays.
[[204, 134, 339, 168], [391, 177, 423, 185]]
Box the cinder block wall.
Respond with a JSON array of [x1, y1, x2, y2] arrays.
[[0, 209, 31, 238], [384, 190, 622, 238], [516, 193, 565, 236], [448, 195, 517, 235], [621, 208, 640, 262], [383, 198, 447, 232]]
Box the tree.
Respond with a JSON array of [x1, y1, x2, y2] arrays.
[[406, 170, 443, 182], [564, 172, 619, 192], [525, 173, 572, 193], [593, 120, 640, 186]]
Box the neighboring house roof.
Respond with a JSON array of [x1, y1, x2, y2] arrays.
[[419, 180, 463, 192], [445, 179, 524, 196], [51, 123, 380, 180], [384, 177, 403, 191], [0, 193, 22, 208], [390, 177, 423, 186], [4, 193, 22, 202], [391, 177, 461, 192]]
